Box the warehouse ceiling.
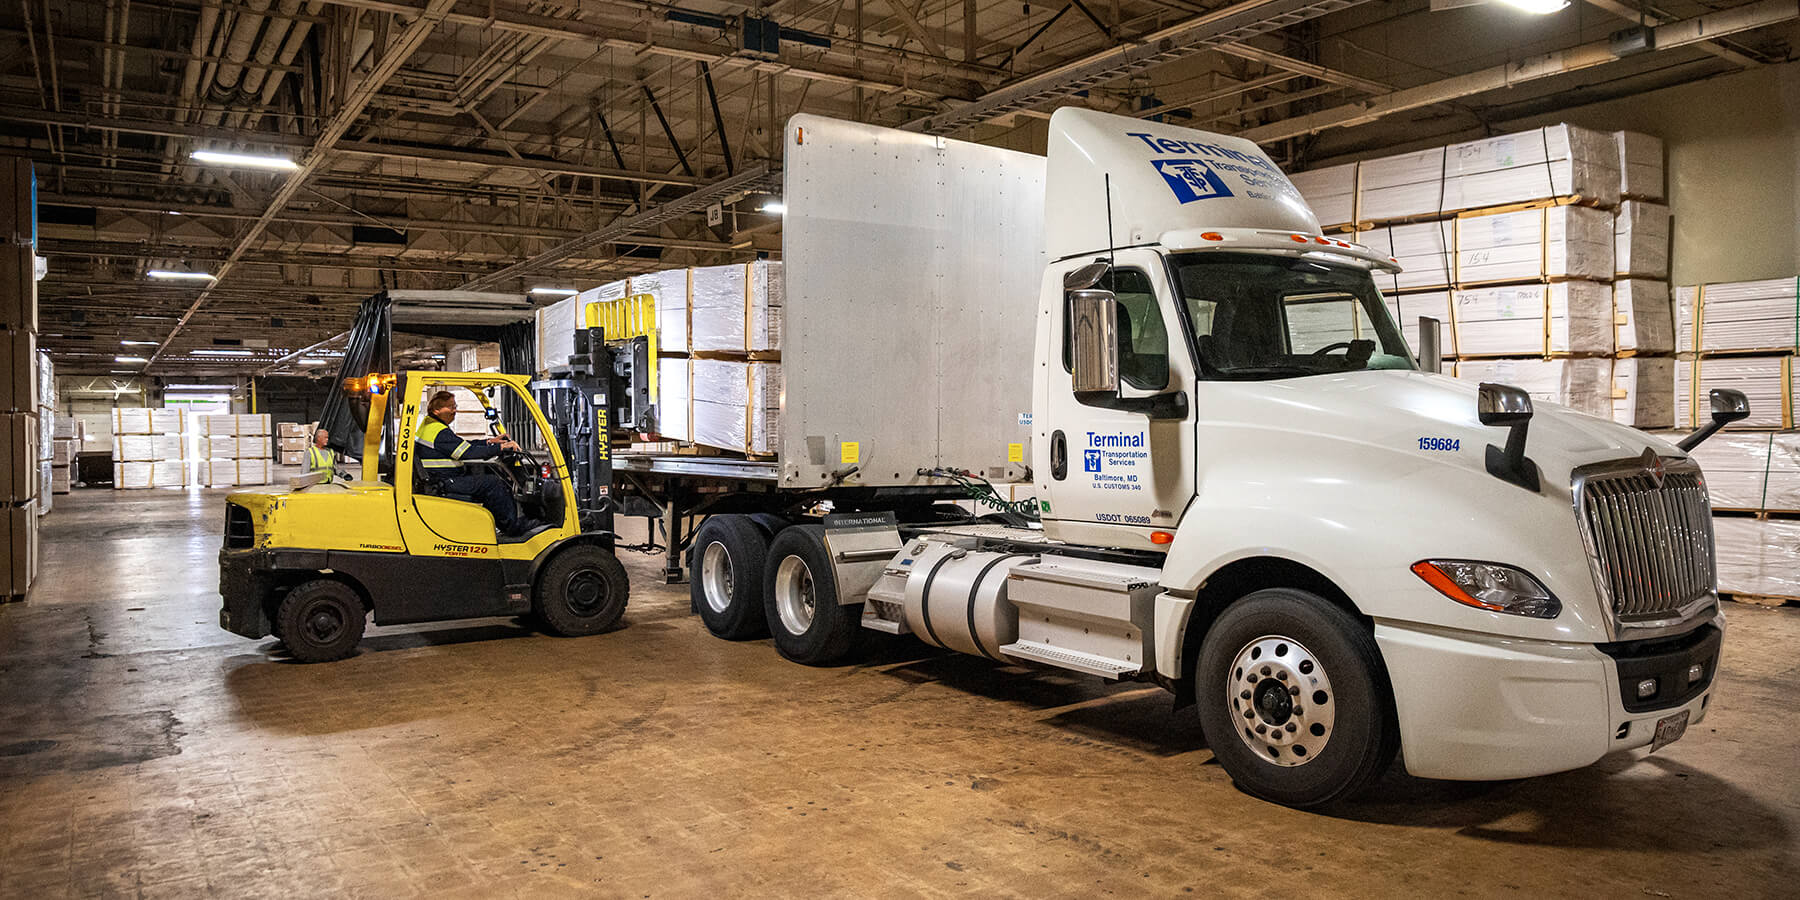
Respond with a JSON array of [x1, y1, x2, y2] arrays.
[[0, 0, 1791, 374]]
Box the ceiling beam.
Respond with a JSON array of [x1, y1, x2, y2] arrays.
[[1212, 43, 1391, 95], [1578, 0, 1766, 68]]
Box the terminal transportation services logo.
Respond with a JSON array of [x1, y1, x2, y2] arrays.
[[1151, 159, 1234, 204]]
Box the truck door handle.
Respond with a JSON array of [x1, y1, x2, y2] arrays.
[[1051, 430, 1067, 480]]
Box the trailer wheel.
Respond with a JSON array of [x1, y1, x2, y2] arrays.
[[276, 579, 366, 663], [691, 515, 771, 640], [763, 525, 860, 664], [1194, 587, 1397, 808], [535, 545, 629, 636]]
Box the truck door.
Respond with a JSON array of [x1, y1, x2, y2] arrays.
[[1034, 250, 1197, 549]]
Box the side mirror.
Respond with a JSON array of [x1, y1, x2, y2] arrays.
[[1417, 316, 1442, 374], [1478, 382, 1539, 492], [1070, 289, 1120, 394], [1677, 388, 1751, 451]]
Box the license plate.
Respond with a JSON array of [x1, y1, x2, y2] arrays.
[[1651, 710, 1690, 752]]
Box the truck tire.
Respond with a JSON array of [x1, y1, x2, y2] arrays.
[[763, 525, 861, 664], [535, 545, 629, 636], [276, 579, 367, 663], [1194, 587, 1398, 808], [691, 515, 770, 640]]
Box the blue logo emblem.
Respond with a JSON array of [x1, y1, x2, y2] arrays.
[[1152, 159, 1233, 204], [1083, 450, 1103, 473]]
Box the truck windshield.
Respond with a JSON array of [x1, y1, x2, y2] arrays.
[[1170, 252, 1416, 380]]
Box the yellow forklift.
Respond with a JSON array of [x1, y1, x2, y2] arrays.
[[218, 292, 635, 662]]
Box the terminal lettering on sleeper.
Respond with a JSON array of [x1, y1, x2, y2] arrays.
[[1129, 131, 1298, 204]]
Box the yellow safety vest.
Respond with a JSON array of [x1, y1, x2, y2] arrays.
[[416, 418, 472, 471], [305, 445, 336, 482]]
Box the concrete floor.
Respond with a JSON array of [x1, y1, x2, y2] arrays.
[[1, 488, 1797, 899]]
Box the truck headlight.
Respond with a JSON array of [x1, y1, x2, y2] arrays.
[[1411, 560, 1561, 619]]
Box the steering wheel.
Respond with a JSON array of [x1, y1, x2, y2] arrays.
[[1310, 341, 1354, 356]]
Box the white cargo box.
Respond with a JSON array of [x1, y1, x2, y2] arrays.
[[1287, 162, 1357, 230], [1454, 206, 1614, 285], [690, 261, 783, 353], [1614, 279, 1673, 355], [1455, 358, 1612, 419], [1452, 282, 1612, 357], [1614, 200, 1669, 279], [115, 461, 184, 489]]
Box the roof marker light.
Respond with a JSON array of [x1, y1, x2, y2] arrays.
[[1200, 232, 1224, 241], [1314, 237, 1330, 245], [1290, 234, 1309, 243]]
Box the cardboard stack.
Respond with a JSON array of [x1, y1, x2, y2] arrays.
[[3, 157, 39, 598], [276, 422, 308, 466], [198, 414, 272, 487], [112, 407, 188, 489]]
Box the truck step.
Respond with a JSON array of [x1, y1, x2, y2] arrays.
[[999, 641, 1141, 680]]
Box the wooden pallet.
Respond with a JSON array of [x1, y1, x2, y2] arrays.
[[1690, 347, 1800, 358], [1451, 194, 1610, 219], [1721, 592, 1799, 608]]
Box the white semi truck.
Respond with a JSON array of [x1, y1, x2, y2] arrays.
[[668, 111, 1743, 808]]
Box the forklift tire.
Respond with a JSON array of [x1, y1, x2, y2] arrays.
[[535, 545, 629, 636], [276, 579, 367, 663], [763, 525, 860, 665], [1194, 587, 1398, 809], [691, 516, 771, 640]]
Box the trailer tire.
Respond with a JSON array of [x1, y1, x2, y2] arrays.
[[763, 525, 860, 664], [276, 579, 366, 663], [691, 515, 771, 640], [535, 545, 629, 636], [1194, 587, 1397, 809]]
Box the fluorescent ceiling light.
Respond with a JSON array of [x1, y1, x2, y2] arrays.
[[298, 359, 329, 366], [1492, 0, 1568, 12], [120, 340, 159, 346], [163, 383, 233, 390], [147, 270, 216, 281], [190, 150, 299, 171], [115, 356, 147, 363], [191, 349, 254, 356], [759, 201, 786, 214], [530, 287, 578, 296]]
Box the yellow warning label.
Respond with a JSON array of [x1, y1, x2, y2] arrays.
[[1007, 442, 1024, 463], [840, 441, 859, 464]]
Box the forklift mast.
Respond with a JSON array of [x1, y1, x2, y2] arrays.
[[532, 326, 653, 540]]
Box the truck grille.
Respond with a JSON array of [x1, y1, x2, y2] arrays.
[[224, 503, 254, 549], [1575, 456, 1715, 629]]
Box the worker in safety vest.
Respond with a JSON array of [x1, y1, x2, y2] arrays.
[[305, 428, 337, 483], [416, 391, 525, 534]]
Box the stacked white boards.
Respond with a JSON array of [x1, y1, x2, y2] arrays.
[[113, 407, 189, 489], [197, 414, 272, 487]]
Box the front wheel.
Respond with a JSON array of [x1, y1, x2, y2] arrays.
[[276, 579, 367, 663], [1194, 587, 1398, 808], [535, 545, 629, 636], [763, 525, 860, 664]]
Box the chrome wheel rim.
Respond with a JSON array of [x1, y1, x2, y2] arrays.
[[1227, 635, 1336, 768], [701, 542, 734, 613], [774, 555, 817, 636]]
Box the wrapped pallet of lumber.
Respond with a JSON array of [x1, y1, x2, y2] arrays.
[[237, 458, 271, 485], [236, 435, 271, 459], [115, 434, 157, 461], [237, 414, 270, 436], [1383, 291, 1455, 359], [534, 293, 581, 373], [1287, 162, 1357, 230], [113, 408, 153, 435], [1452, 282, 1613, 357], [690, 261, 783, 353], [203, 435, 236, 458], [114, 461, 184, 489], [1711, 517, 1800, 599], [200, 459, 236, 488], [632, 269, 690, 353], [1754, 432, 1800, 511], [1614, 131, 1665, 202], [149, 408, 184, 434], [1454, 358, 1612, 418], [1614, 201, 1669, 279], [198, 414, 237, 436], [1356, 125, 1620, 223], [1357, 222, 1452, 293], [656, 357, 690, 441], [151, 434, 185, 460], [1610, 357, 1674, 429], [690, 358, 779, 455], [1454, 205, 1614, 285], [1674, 277, 1799, 354], [1675, 356, 1789, 429], [1614, 279, 1673, 355], [1356, 146, 1445, 223]]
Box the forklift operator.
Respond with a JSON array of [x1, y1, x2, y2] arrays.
[[417, 391, 526, 535]]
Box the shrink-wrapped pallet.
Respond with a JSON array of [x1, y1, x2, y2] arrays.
[[453, 343, 501, 372], [1611, 357, 1674, 429], [237, 458, 271, 485], [1356, 125, 1620, 223], [1455, 358, 1612, 418], [203, 435, 236, 458], [1358, 222, 1452, 293], [1383, 291, 1455, 360], [198, 414, 237, 437], [1454, 206, 1614, 285], [151, 434, 185, 461], [1761, 432, 1800, 512], [1675, 278, 1799, 355], [36, 462, 50, 514], [633, 270, 691, 353], [656, 357, 691, 441], [1356, 147, 1446, 223], [237, 414, 270, 436], [149, 409, 184, 434], [534, 294, 580, 373], [1453, 282, 1612, 357], [237, 435, 271, 459], [114, 461, 180, 489], [115, 434, 157, 461], [1288, 162, 1357, 230], [49, 465, 69, 494], [113, 408, 153, 435], [690, 358, 780, 455], [52, 417, 80, 440], [1675, 356, 1788, 429], [1615, 132, 1665, 202], [200, 459, 237, 488], [1615, 279, 1673, 355], [50, 437, 73, 466], [1614, 201, 1669, 279], [1712, 517, 1800, 599], [690, 261, 783, 353]]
